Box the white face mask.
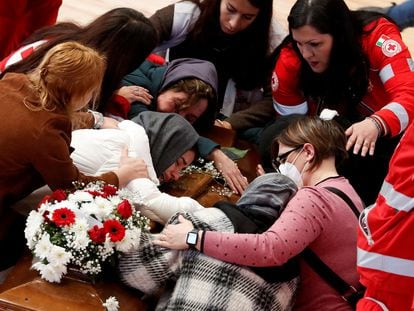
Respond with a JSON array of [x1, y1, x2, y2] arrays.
[[279, 162, 303, 187], [278, 148, 305, 187]]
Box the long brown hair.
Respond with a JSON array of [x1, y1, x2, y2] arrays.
[[2, 8, 158, 112], [181, 0, 273, 90]]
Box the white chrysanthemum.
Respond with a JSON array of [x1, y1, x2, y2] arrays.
[[34, 233, 52, 260], [25, 210, 44, 245], [70, 232, 90, 250], [92, 196, 113, 220], [68, 191, 94, 204], [114, 229, 134, 252], [108, 195, 122, 206], [79, 202, 101, 220], [103, 296, 119, 311], [47, 200, 78, 213], [69, 217, 89, 235], [32, 262, 64, 283], [119, 227, 141, 251], [37, 202, 49, 214], [47, 245, 72, 266]]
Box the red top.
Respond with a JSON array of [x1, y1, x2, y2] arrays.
[[272, 18, 414, 137]]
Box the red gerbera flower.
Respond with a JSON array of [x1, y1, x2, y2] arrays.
[[103, 185, 118, 197], [117, 200, 133, 219], [87, 190, 103, 197], [88, 225, 106, 244], [52, 208, 76, 227], [103, 219, 125, 242], [39, 195, 52, 208], [51, 189, 67, 202]]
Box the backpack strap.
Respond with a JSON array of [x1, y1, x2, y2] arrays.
[[302, 187, 363, 305]]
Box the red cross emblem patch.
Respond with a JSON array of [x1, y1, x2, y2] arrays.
[[271, 71, 279, 91], [381, 39, 402, 57]]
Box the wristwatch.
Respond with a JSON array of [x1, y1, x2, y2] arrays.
[[186, 229, 199, 249]]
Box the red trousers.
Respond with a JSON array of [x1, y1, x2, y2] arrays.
[[0, 0, 62, 59]]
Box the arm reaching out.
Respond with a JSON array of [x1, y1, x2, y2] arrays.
[[207, 148, 248, 194]]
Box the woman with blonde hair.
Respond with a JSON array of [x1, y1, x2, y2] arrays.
[[0, 41, 148, 274], [0, 41, 147, 213]]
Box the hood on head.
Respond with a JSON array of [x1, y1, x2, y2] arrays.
[[131, 111, 199, 176], [161, 58, 219, 131], [160, 58, 218, 96]]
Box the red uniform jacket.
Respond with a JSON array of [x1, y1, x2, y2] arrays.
[[272, 18, 414, 138], [357, 117, 414, 295], [0, 0, 62, 59]]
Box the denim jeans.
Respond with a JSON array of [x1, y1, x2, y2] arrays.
[[387, 0, 414, 30]]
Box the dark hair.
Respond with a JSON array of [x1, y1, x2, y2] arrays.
[[185, 0, 273, 90], [278, 0, 396, 116], [2, 8, 158, 112]]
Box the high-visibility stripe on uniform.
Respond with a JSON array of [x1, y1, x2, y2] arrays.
[[381, 102, 409, 133], [380, 181, 414, 212], [379, 64, 395, 84], [408, 58, 414, 72], [0, 40, 46, 73], [365, 297, 390, 311], [273, 100, 308, 116], [358, 248, 414, 278]]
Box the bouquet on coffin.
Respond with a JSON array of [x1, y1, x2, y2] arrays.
[[24, 181, 150, 283]]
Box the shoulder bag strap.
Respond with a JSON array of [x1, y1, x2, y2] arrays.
[[302, 187, 362, 296], [323, 186, 362, 217], [302, 248, 351, 294]]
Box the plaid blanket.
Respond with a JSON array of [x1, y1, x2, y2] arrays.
[[119, 208, 299, 310]]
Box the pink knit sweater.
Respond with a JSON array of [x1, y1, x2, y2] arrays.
[[203, 176, 363, 310]]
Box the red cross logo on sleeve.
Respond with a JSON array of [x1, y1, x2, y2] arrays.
[[382, 39, 402, 57]]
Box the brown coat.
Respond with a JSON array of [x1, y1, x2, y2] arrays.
[[0, 73, 118, 210]]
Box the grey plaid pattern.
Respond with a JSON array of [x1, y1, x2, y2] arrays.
[[119, 210, 298, 310], [164, 250, 299, 311]]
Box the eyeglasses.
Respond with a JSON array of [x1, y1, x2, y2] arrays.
[[272, 145, 303, 171]]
